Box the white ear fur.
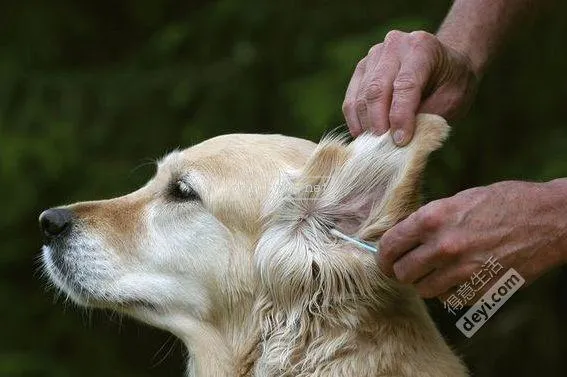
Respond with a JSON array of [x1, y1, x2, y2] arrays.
[[253, 114, 450, 373], [256, 113, 450, 306], [296, 113, 450, 239]]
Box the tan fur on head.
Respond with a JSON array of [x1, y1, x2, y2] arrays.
[[41, 114, 467, 377]]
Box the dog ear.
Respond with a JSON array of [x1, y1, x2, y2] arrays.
[[254, 115, 455, 372], [253, 114, 450, 358], [295, 113, 450, 240]]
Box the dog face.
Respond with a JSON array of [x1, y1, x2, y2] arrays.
[[40, 134, 316, 326]]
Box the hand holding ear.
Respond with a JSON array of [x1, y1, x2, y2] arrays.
[[342, 30, 478, 145], [378, 180, 567, 298]]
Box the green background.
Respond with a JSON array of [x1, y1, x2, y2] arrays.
[[1, 1, 566, 376]]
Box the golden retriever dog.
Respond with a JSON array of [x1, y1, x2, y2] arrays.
[[39, 114, 468, 377]]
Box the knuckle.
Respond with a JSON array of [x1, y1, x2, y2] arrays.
[[409, 30, 434, 45], [384, 30, 405, 47], [436, 237, 458, 257], [393, 74, 418, 93], [385, 30, 404, 42], [367, 43, 381, 56], [364, 81, 386, 101], [419, 202, 445, 230], [355, 58, 367, 71], [355, 98, 367, 113]]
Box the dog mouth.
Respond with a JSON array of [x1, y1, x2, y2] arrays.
[[41, 243, 160, 313]]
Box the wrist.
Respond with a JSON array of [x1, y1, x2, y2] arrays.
[[436, 33, 487, 78]]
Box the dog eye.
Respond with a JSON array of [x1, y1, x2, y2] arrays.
[[169, 180, 199, 201]]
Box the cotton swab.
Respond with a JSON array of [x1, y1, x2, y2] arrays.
[[329, 228, 379, 254]]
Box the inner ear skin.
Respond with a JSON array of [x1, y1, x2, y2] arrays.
[[302, 114, 448, 241]]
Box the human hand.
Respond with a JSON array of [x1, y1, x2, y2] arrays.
[[378, 180, 567, 298], [342, 30, 478, 145]]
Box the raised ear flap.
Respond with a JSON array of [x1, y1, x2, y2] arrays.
[[253, 114, 450, 364], [295, 113, 449, 240], [254, 115, 456, 373]]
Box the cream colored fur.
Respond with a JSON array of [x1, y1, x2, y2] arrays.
[[41, 114, 468, 377]]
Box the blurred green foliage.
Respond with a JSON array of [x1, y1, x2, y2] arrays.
[[0, 1, 566, 376]]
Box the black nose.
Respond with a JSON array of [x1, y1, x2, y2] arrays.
[[39, 208, 72, 238]]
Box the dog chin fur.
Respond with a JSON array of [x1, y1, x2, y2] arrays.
[[42, 114, 468, 377]]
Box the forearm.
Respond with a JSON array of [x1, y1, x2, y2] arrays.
[[547, 178, 567, 264], [437, 0, 539, 76]]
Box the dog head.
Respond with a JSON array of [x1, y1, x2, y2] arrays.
[[39, 134, 315, 321], [40, 115, 449, 367]]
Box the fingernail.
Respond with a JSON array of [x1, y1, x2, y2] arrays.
[[393, 130, 405, 145]]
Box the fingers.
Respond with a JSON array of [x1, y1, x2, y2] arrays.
[[378, 199, 451, 276], [356, 44, 383, 131], [377, 211, 423, 275], [362, 41, 400, 135], [389, 32, 436, 146], [344, 30, 455, 144], [343, 58, 367, 136], [414, 262, 474, 298], [379, 196, 480, 298], [391, 244, 437, 284]]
